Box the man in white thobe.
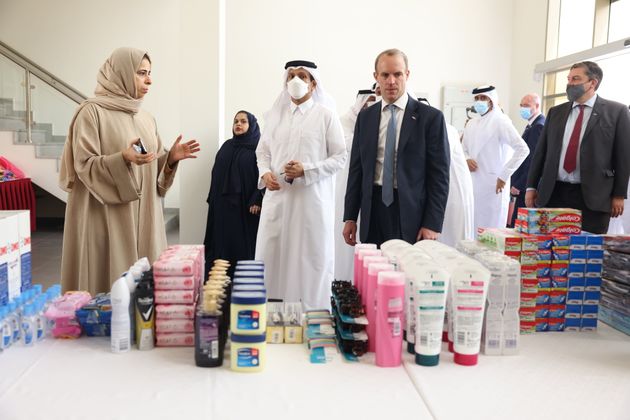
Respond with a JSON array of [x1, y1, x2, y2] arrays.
[[462, 85, 529, 233], [335, 86, 379, 281], [256, 60, 347, 309], [439, 123, 475, 247]]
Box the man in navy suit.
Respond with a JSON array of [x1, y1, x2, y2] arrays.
[[526, 61, 630, 234], [508, 93, 545, 227], [343, 49, 450, 246]]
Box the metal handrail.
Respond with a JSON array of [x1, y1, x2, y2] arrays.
[[0, 39, 86, 105]]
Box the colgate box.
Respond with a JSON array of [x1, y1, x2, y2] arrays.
[[516, 208, 582, 234]]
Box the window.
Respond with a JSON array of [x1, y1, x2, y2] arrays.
[[608, 0, 630, 42]]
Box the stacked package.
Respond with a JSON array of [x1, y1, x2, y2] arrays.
[[75, 293, 112, 336], [0, 210, 32, 303], [600, 235, 630, 335], [515, 208, 582, 234], [564, 234, 603, 331], [457, 241, 521, 355], [153, 245, 204, 347]]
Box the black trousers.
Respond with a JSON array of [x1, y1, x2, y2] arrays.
[[546, 181, 611, 234], [508, 190, 526, 228], [366, 186, 403, 247]]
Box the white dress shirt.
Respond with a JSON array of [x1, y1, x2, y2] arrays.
[[374, 93, 408, 187], [557, 94, 597, 183]]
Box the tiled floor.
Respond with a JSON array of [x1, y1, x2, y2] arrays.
[[31, 223, 180, 291]]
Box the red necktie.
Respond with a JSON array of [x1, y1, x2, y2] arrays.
[[563, 105, 585, 173]]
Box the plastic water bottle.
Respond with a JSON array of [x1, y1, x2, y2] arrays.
[[0, 307, 13, 350], [35, 296, 46, 342], [21, 304, 36, 346], [8, 302, 20, 344], [111, 276, 131, 353]]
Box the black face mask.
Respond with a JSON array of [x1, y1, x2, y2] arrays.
[[566, 81, 589, 102]]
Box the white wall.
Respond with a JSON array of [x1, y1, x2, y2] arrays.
[[224, 0, 529, 137], [509, 0, 548, 132]]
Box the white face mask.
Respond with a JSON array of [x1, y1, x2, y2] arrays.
[[286, 76, 310, 100]]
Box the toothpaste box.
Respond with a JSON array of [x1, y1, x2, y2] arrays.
[[536, 288, 551, 305], [585, 235, 603, 250], [538, 277, 552, 288], [565, 317, 581, 331], [552, 235, 570, 248], [522, 278, 539, 289], [520, 320, 536, 334], [569, 235, 587, 250], [535, 305, 550, 318], [566, 291, 584, 305], [537, 235, 554, 251], [565, 304, 582, 318], [520, 291, 538, 308], [549, 304, 566, 318], [519, 306, 536, 321], [580, 318, 598, 331], [521, 264, 538, 280], [552, 276, 568, 288], [569, 249, 587, 263], [552, 248, 570, 260], [537, 250, 552, 261], [549, 288, 568, 305], [568, 262, 586, 275], [585, 276, 602, 291], [584, 291, 601, 305], [586, 263, 603, 275], [568, 277, 585, 291], [517, 208, 582, 234], [535, 318, 549, 332], [520, 251, 538, 265], [548, 318, 565, 331], [586, 249, 604, 263], [537, 262, 551, 278], [551, 260, 569, 277], [581, 304, 599, 318]]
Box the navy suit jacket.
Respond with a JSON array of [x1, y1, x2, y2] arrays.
[[511, 114, 545, 192], [343, 95, 450, 243], [527, 96, 630, 212]]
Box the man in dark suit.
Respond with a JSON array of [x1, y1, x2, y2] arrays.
[[525, 61, 630, 234], [508, 93, 546, 227], [343, 49, 450, 246]]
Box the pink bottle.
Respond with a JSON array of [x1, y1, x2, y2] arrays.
[[361, 256, 389, 307], [355, 248, 380, 295], [353, 244, 377, 287], [366, 263, 394, 352], [375, 271, 405, 367]]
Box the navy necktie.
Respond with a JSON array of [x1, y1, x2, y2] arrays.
[[382, 104, 397, 206]]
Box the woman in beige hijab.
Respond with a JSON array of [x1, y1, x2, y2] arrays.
[[59, 47, 199, 294]]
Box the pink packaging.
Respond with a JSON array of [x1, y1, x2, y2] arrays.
[[154, 275, 196, 290], [375, 271, 405, 367], [44, 291, 92, 339], [154, 290, 196, 304], [356, 248, 381, 295], [153, 259, 196, 276], [354, 244, 377, 288], [155, 304, 195, 319], [156, 333, 195, 347], [366, 262, 395, 352], [156, 318, 194, 333], [361, 256, 389, 307]]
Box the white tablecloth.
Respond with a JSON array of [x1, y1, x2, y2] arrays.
[[1, 323, 629, 420], [403, 323, 630, 420], [0, 338, 429, 420]]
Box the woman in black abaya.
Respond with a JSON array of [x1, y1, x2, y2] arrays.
[[203, 111, 263, 274]]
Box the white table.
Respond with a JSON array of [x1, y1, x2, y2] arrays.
[[403, 323, 630, 420], [1, 323, 628, 420]]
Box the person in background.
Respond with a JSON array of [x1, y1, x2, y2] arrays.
[[255, 60, 346, 309], [59, 47, 199, 295], [203, 110, 262, 275], [526, 61, 630, 233], [462, 85, 529, 234], [343, 48, 450, 247], [438, 123, 475, 247], [335, 85, 378, 281], [508, 93, 545, 227]]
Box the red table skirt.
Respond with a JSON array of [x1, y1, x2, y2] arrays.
[[0, 178, 36, 231]]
